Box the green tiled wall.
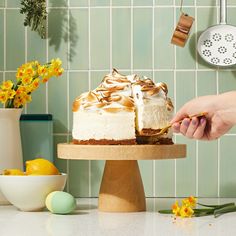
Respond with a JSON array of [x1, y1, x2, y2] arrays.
[[1, 1, 236, 198]]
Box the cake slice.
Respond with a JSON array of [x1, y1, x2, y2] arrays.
[[132, 77, 174, 144]]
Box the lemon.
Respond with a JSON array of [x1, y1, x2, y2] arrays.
[[26, 158, 60, 175], [3, 169, 25, 175]]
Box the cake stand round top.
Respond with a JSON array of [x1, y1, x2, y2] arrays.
[[57, 143, 186, 160]]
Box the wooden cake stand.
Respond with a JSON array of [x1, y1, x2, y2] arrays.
[[57, 144, 186, 212]]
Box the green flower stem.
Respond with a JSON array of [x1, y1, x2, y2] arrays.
[[214, 205, 236, 218], [197, 202, 235, 209]]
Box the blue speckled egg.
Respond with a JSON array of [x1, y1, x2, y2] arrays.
[[46, 191, 76, 214]]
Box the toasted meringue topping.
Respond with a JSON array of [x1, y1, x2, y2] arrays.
[[73, 69, 172, 113]]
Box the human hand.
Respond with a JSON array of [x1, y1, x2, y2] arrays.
[[171, 91, 236, 140]]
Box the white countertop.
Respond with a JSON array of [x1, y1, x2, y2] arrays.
[[0, 198, 236, 236]]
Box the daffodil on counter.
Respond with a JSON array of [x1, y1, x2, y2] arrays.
[[159, 196, 236, 218], [0, 58, 64, 108]]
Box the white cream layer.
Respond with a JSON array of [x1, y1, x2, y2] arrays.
[[72, 110, 135, 140], [132, 84, 173, 136]]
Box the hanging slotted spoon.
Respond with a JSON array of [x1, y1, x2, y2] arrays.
[[197, 0, 236, 67]]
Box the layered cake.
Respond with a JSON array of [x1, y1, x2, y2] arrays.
[[72, 69, 174, 145]]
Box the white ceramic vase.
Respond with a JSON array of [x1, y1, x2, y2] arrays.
[[0, 108, 23, 204]]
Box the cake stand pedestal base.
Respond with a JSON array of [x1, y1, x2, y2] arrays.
[[57, 143, 186, 212], [99, 160, 146, 212]]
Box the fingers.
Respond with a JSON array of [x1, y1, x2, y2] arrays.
[[192, 118, 207, 139], [172, 117, 207, 140]]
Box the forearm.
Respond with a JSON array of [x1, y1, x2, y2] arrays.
[[217, 91, 236, 126]]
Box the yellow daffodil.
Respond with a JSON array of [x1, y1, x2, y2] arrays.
[[172, 201, 181, 216], [1, 59, 64, 108], [0, 91, 8, 103], [21, 76, 33, 85], [182, 196, 197, 208], [179, 205, 194, 218], [7, 90, 16, 99], [30, 78, 40, 91], [1, 80, 14, 90]]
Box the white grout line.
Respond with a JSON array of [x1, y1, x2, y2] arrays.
[[3, 5, 236, 10], [216, 0, 220, 198], [110, 0, 112, 71], [1, 68, 236, 72], [3, 0, 6, 86], [152, 0, 155, 198], [24, 20, 28, 114], [173, 0, 177, 198], [88, 0, 91, 198], [130, 0, 133, 74], [66, 0, 71, 193], [45, 0, 49, 114], [194, 0, 198, 198]]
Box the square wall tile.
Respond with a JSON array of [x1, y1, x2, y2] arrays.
[[196, 0, 216, 6], [139, 160, 153, 197], [133, 70, 153, 78], [176, 8, 196, 69], [176, 71, 195, 111], [6, 9, 25, 70], [27, 29, 47, 63], [91, 160, 105, 197], [198, 140, 218, 197], [155, 0, 173, 5], [69, 160, 89, 197], [70, 0, 88, 7], [176, 135, 196, 197], [112, 8, 131, 69], [90, 8, 110, 69], [0, 0, 4, 7], [155, 159, 175, 197], [112, 0, 131, 6], [69, 72, 89, 132], [27, 84, 46, 114], [133, 0, 152, 5], [48, 73, 68, 134], [227, 0, 236, 6], [197, 7, 217, 69], [48, 9, 68, 69], [48, 0, 68, 7], [154, 71, 174, 100], [228, 8, 236, 25], [218, 71, 236, 134], [220, 137, 236, 197], [133, 8, 152, 69], [0, 10, 3, 70], [6, 0, 21, 7], [197, 71, 217, 96], [54, 135, 68, 189], [90, 0, 109, 6], [154, 7, 174, 69], [69, 9, 89, 70], [175, 0, 194, 6], [91, 71, 109, 90]]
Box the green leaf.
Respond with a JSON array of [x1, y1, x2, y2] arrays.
[[158, 210, 173, 214], [214, 205, 236, 218], [197, 202, 235, 209]]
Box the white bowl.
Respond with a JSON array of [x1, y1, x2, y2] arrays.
[[0, 173, 67, 211]]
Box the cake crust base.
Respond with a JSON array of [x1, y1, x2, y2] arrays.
[[136, 136, 173, 145], [73, 139, 136, 145]]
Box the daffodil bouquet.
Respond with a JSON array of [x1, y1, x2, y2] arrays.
[[0, 59, 64, 108], [159, 196, 236, 218]]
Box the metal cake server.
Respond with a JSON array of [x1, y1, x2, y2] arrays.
[[153, 112, 208, 136]]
